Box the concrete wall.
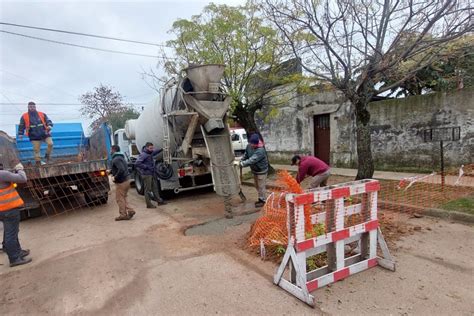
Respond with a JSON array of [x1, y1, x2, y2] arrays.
[[257, 87, 473, 169], [256, 87, 353, 164], [368, 89, 474, 169]]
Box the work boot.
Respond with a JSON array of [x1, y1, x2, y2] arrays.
[[115, 215, 130, 221], [127, 210, 136, 219], [254, 199, 265, 208], [20, 249, 30, 258], [10, 257, 32, 267], [157, 198, 167, 206]]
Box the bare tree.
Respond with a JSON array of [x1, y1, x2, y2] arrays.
[[79, 84, 130, 131], [264, 0, 473, 179]]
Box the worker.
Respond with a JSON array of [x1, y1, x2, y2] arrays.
[[291, 154, 331, 188], [135, 142, 166, 208], [240, 134, 269, 208], [110, 145, 135, 221], [0, 161, 32, 267], [18, 102, 54, 165]]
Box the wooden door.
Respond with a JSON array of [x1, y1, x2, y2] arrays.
[[313, 114, 330, 164]]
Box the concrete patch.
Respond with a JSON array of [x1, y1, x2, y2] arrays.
[[185, 212, 261, 236]]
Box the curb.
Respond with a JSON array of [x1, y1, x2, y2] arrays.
[[379, 201, 474, 224], [422, 208, 474, 224]]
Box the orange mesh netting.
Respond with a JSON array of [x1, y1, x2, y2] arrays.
[[247, 164, 474, 259], [247, 170, 313, 248]]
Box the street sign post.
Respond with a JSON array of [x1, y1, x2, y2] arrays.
[[421, 126, 461, 188]]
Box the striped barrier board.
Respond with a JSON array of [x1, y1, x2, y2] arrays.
[[273, 179, 395, 307]]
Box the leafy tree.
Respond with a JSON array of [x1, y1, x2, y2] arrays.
[[264, 0, 473, 179], [108, 107, 140, 132], [150, 1, 304, 138], [79, 84, 137, 132], [383, 34, 474, 96]]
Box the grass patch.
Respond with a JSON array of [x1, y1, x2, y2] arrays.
[[440, 195, 474, 215]]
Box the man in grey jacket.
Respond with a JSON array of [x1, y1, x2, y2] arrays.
[[0, 162, 32, 267], [240, 134, 269, 207]]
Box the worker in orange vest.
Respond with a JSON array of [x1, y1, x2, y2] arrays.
[[0, 162, 32, 267], [18, 101, 54, 165]]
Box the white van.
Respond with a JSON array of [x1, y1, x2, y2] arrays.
[[230, 128, 248, 154]]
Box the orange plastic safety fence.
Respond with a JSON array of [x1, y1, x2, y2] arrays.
[[248, 170, 312, 248], [247, 164, 474, 257]]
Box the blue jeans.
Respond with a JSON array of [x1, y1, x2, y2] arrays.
[[0, 209, 22, 263]]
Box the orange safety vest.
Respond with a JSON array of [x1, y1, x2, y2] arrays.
[[0, 183, 24, 212], [22, 112, 47, 136]]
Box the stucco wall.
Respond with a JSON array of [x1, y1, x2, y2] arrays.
[[257, 87, 473, 168], [368, 89, 474, 169], [257, 88, 352, 163]]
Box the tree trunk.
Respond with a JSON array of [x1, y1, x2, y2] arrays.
[[233, 102, 259, 137], [354, 101, 374, 180], [233, 101, 275, 174]]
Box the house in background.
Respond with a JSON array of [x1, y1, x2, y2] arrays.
[[256, 80, 473, 170]]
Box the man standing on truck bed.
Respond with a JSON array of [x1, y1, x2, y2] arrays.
[[136, 142, 166, 208], [18, 102, 54, 165], [111, 145, 135, 221], [240, 134, 269, 208], [291, 154, 331, 188], [0, 162, 32, 267]]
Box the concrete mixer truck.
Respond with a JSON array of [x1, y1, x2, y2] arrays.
[[125, 64, 243, 206]]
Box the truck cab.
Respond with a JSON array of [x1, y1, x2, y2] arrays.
[[113, 129, 139, 161], [230, 128, 247, 155]]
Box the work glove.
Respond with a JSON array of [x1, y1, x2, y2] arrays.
[[14, 163, 24, 171]]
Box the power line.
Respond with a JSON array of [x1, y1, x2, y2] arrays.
[[0, 69, 78, 98], [0, 102, 147, 106], [0, 22, 170, 47], [0, 92, 24, 114], [0, 30, 175, 60]]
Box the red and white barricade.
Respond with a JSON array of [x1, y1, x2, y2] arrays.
[[274, 179, 395, 306]]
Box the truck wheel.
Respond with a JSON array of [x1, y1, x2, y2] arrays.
[[84, 193, 108, 206], [98, 194, 108, 205], [135, 173, 145, 195]]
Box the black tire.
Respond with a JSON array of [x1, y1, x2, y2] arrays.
[[135, 172, 144, 195], [84, 192, 108, 206], [98, 194, 108, 205]]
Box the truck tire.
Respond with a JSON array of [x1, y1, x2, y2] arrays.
[[84, 192, 108, 206], [135, 172, 145, 195], [97, 194, 108, 205]]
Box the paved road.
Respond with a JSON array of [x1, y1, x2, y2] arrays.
[[1, 185, 473, 315]]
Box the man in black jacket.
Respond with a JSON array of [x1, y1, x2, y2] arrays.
[[18, 102, 54, 165], [111, 145, 135, 221]]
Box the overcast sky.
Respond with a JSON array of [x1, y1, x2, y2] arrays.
[[0, 0, 244, 135]]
